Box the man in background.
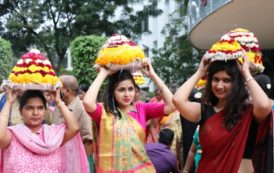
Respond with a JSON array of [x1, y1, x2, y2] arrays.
[[52, 75, 94, 172], [145, 128, 180, 173]]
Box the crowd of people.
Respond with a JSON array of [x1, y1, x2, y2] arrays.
[[0, 36, 274, 173]]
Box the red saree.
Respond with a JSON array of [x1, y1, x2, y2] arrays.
[[197, 106, 273, 173], [197, 107, 253, 173]]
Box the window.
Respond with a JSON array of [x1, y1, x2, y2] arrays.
[[153, 40, 158, 50], [141, 15, 149, 32], [143, 45, 149, 57]]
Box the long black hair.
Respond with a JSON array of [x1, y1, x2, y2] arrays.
[[202, 60, 249, 130], [103, 69, 139, 119]]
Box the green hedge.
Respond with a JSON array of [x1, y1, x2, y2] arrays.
[[70, 35, 106, 85], [0, 38, 14, 83]]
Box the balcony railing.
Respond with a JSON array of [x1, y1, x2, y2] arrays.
[[187, 0, 232, 32]]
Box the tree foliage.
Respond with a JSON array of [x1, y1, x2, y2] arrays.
[[0, 0, 161, 73], [0, 37, 14, 83], [70, 35, 106, 85], [152, 3, 204, 87]]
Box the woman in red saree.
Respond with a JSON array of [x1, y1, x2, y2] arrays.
[[173, 52, 272, 173]]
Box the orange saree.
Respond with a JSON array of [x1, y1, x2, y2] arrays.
[[93, 108, 155, 173]]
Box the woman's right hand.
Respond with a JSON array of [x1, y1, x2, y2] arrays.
[[48, 88, 62, 106], [5, 87, 18, 104]]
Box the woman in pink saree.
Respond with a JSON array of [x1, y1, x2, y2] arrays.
[[0, 88, 88, 173], [83, 62, 176, 173]]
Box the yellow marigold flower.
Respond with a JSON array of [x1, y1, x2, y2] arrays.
[[9, 73, 18, 82], [43, 66, 50, 72], [22, 73, 31, 83], [51, 76, 59, 85], [31, 73, 43, 83], [230, 28, 249, 33], [16, 74, 25, 83], [42, 75, 50, 83], [195, 79, 207, 89], [20, 67, 28, 72], [96, 45, 145, 66], [13, 66, 20, 72], [28, 65, 38, 73]]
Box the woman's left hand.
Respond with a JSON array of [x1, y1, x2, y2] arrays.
[[5, 87, 18, 104], [49, 88, 63, 106], [140, 60, 156, 78], [237, 49, 251, 78]]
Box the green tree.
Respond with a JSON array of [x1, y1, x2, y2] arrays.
[[70, 35, 106, 85], [152, 1, 204, 87], [0, 0, 161, 73], [0, 37, 14, 83]]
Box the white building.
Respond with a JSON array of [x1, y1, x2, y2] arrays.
[[138, 0, 181, 57], [137, 0, 182, 91]]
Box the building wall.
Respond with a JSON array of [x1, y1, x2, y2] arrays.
[[137, 0, 180, 92], [138, 0, 180, 57]]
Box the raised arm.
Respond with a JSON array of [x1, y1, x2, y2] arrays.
[[173, 57, 210, 122], [51, 89, 79, 145], [0, 88, 17, 149], [83, 67, 110, 113], [238, 51, 272, 122], [141, 61, 175, 115]]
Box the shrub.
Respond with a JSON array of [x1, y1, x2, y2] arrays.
[[0, 38, 14, 83], [70, 35, 106, 85]]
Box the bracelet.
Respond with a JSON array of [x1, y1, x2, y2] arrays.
[[57, 102, 65, 108], [245, 77, 254, 83]]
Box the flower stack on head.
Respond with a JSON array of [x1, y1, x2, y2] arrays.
[[220, 28, 264, 74], [95, 34, 147, 85], [194, 77, 207, 100], [2, 49, 61, 90], [132, 71, 145, 85], [195, 78, 207, 89], [204, 39, 243, 61]]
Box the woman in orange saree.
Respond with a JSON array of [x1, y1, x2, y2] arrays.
[[83, 62, 176, 173]]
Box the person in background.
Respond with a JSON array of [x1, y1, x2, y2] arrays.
[[79, 83, 90, 101], [253, 73, 273, 173], [145, 128, 180, 173], [83, 61, 175, 172], [133, 85, 142, 103], [150, 88, 163, 103], [52, 75, 94, 173], [183, 125, 201, 173], [173, 53, 272, 172], [146, 88, 164, 143], [254, 73, 272, 98]]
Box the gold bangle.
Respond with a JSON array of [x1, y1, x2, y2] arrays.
[[246, 77, 254, 83], [57, 102, 65, 108]]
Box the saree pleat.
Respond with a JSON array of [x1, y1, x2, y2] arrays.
[[197, 107, 252, 173], [197, 106, 273, 173]]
